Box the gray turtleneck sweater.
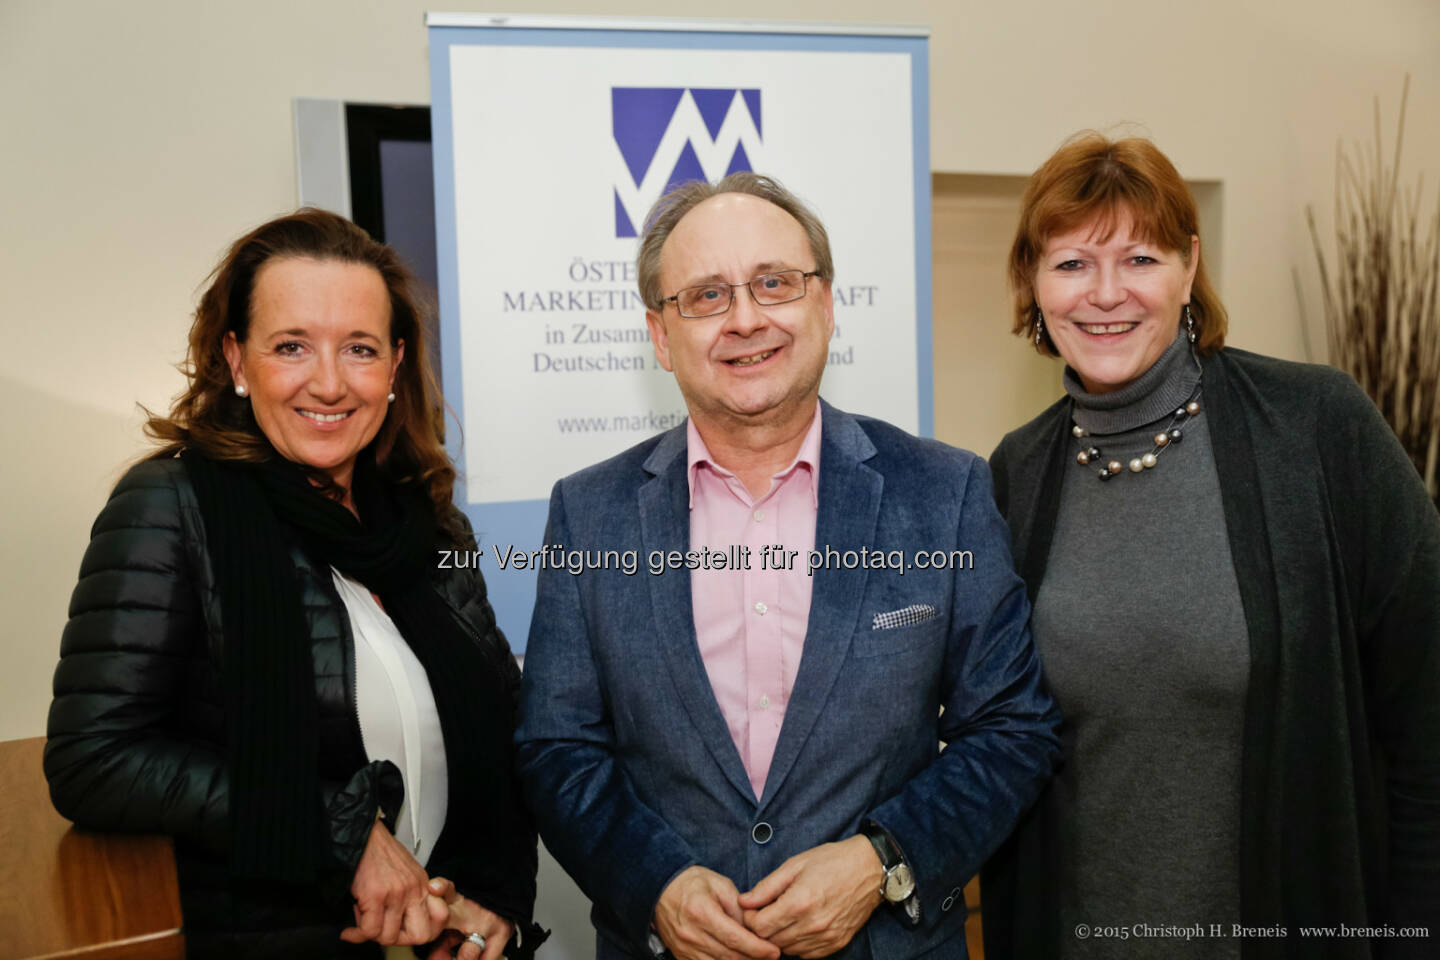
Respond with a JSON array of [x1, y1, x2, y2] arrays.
[[1030, 331, 1248, 958]]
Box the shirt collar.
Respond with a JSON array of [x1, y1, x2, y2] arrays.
[[686, 404, 823, 508]]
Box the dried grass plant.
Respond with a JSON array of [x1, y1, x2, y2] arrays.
[[1307, 76, 1440, 502]]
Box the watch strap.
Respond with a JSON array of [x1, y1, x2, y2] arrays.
[[861, 821, 904, 870], [861, 820, 919, 912]]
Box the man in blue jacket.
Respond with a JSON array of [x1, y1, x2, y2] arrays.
[[516, 172, 1060, 960]]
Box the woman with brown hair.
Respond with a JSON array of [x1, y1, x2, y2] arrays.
[[982, 134, 1440, 958], [45, 209, 544, 960]]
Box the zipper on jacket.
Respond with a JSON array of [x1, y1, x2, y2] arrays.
[[347, 604, 369, 764]]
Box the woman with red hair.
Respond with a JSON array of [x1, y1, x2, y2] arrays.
[[982, 133, 1440, 959]]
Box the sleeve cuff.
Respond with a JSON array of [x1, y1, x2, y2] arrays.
[[322, 759, 404, 900]]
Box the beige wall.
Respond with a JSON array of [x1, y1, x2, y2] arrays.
[[3, 0, 1438, 743]]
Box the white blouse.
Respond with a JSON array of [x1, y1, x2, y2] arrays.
[[332, 570, 448, 867]]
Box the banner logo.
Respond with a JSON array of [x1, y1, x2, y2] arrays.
[[612, 87, 763, 238]]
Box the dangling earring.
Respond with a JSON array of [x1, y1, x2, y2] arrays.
[[1034, 307, 1045, 346], [387, 392, 396, 403], [1185, 304, 1196, 344], [234, 384, 248, 398]]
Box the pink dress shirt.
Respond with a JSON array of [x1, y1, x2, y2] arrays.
[[687, 407, 821, 800]]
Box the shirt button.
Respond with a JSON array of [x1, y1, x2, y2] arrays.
[[758, 695, 770, 709], [753, 601, 768, 615], [753, 509, 765, 522], [752, 821, 773, 844]]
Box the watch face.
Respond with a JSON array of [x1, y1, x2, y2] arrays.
[[884, 862, 916, 902]]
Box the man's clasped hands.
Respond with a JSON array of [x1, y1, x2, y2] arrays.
[[653, 835, 887, 960]]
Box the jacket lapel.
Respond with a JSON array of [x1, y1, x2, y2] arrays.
[[759, 402, 882, 810], [1010, 404, 1070, 604], [638, 425, 756, 805], [1201, 351, 1285, 928]]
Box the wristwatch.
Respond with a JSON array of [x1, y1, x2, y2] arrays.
[[861, 822, 915, 905]]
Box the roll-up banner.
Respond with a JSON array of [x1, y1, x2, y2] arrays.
[[427, 14, 932, 649]]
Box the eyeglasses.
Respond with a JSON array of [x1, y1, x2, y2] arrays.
[[661, 269, 822, 319]]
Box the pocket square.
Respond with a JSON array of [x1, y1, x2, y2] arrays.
[[872, 604, 939, 631]]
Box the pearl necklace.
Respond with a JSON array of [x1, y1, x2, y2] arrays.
[[1073, 386, 1203, 481]]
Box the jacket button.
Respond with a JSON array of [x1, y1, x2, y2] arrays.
[[751, 821, 773, 844]]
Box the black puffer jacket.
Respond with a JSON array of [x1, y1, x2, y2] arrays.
[[45, 457, 539, 958]]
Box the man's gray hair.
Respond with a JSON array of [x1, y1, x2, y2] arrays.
[[636, 172, 835, 312]]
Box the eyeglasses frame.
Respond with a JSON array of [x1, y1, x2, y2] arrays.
[[659, 270, 824, 319]]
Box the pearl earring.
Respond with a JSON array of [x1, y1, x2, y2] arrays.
[[235, 384, 247, 398], [387, 392, 396, 403], [1034, 308, 1045, 346], [1185, 304, 1196, 343]]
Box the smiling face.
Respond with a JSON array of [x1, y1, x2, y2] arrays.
[[644, 192, 834, 438], [1033, 212, 1198, 394], [222, 257, 403, 489]]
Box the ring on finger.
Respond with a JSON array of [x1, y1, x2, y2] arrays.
[[465, 932, 487, 950]]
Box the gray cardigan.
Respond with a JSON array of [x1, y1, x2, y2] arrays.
[[981, 348, 1440, 959]]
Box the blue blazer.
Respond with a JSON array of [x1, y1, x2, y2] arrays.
[[517, 402, 1061, 959]]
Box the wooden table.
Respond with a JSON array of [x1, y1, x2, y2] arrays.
[[965, 876, 984, 958], [0, 737, 183, 959]]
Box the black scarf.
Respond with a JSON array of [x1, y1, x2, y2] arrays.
[[182, 450, 514, 886]]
